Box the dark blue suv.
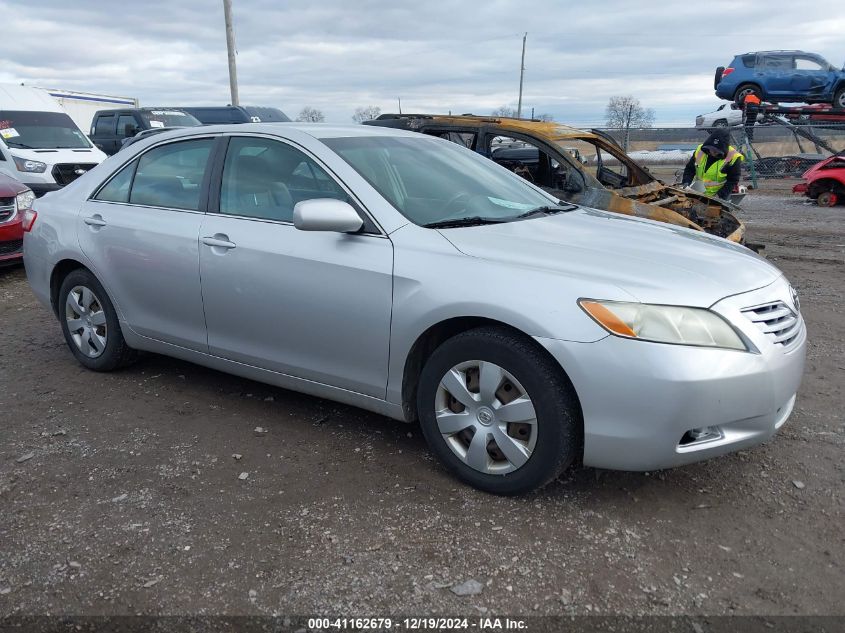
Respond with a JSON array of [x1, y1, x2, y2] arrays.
[[715, 50, 845, 108]]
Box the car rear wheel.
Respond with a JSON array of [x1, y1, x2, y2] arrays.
[[712, 119, 729, 128], [58, 269, 137, 371], [416, 327, 580, 495], [734, 84, 762, 106]]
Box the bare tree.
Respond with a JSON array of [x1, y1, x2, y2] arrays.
[[296, 106, 325, 122], [605, 96, 655, 151], [352, 106, 381, 124], [491, 105, 517, 118]]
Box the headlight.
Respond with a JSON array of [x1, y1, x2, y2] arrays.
[[579, 299, 748, 351], [12, 156, 47, 173], [15, 190, 36, 211]]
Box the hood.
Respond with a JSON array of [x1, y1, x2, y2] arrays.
[[7, 146, 107, 165], [438, 207, 781, 307]]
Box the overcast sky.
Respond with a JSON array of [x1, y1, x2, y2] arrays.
[[2, 0, 843, 126]]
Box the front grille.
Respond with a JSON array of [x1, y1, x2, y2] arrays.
[[51, 163, 97, 186], [0, 198, 14, 223], [742, 301, 801, 347], [0, 239, 23, 256]]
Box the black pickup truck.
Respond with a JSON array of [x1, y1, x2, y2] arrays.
[[89, 108, 201, 155]]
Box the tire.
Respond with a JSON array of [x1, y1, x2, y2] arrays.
[[734, 84, 762, 106], [416, 326, 580, 495], [834, 87, 845, 110], [712, 119, 729, 128], [58, 269, 137, 371], [817, 191, 839, 207]]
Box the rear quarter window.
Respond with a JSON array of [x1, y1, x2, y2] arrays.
[[741, 55, 756, 68]]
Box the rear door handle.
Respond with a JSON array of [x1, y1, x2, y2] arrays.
[[201, 235, 237, 250], [83, 214, 107, 228]]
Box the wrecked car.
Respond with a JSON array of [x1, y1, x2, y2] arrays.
[[364, 114, 749, 246]]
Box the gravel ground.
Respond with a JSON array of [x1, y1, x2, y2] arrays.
[[0, 189, 843, 621]]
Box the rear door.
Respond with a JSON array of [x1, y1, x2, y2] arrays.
[[77, 136, 217, 350], [758, 54, 793, 96], [198, 134, 393, 397]]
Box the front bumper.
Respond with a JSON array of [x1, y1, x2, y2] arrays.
[[792, 182, 808, 194], [536, 278, 806, 471]]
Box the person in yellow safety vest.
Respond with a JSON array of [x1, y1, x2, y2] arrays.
[[680, 129, 744, 200]]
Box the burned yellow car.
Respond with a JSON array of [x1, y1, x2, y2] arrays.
[[364, 114, 748, 246]]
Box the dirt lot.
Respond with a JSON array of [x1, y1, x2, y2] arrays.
[[1, 188, 843, 622]]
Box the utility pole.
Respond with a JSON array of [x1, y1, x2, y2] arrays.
[[516, 32, 526, 119], [223, 0, 239, 106], [398, 97, 402, 114]]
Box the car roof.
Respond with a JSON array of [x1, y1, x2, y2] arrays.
[[367, 114, 601, 143], [121, 122, 425, 147], [740, 50, 811, 56]]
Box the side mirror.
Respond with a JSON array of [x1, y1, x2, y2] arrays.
[[293, 199, 363, 233]]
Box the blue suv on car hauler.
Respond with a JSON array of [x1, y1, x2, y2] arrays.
[[715, 51, 845, 108]]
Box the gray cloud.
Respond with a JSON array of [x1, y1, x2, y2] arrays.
[[2, 0, 842, 125]]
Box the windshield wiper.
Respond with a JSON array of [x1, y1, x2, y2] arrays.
[[4, 141, 34, 149], [513, 203, 578, 219], [423, 216, 509, 229]]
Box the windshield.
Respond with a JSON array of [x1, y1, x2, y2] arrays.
[[140, 110, 201, 128], [0, 110, 91, 149], [323, 135, 560, 226]]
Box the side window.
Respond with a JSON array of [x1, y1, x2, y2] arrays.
[[94, 160, 137, 203], [94, 115, 114, 136], [117, 115, 137, 138], [220, 137, 350, 222], [129, 138, 213, 210], [794, 57, 824, 71], [488, 135, 579, 192]]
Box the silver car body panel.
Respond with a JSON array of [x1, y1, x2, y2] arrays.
[[23, 122, 807, 472]]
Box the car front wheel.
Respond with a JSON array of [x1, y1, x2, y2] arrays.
[[58, 269, 137, 371], [834, 87, 845, 110], [417, 327, 580, 495]]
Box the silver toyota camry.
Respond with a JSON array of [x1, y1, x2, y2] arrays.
[[23, 123, 806, 494]]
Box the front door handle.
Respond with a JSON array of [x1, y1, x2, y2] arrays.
[[83, 214, 107, 228], [201, 234, 237, 250]]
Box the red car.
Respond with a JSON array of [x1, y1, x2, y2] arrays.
[[0, 174, 35, 266], [793, 154, 845, 206]]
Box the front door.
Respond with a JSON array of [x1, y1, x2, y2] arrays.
[[77, 136, 215, 350], [199, 135, 393, 397]]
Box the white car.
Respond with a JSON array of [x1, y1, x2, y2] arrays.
[[0, 84, 107, 196], [695, 103, 743, 128]]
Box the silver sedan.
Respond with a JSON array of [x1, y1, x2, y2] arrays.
[[23, 123, 806, 494]]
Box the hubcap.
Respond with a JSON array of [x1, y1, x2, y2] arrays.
[[435, 360, 538, 475], [65, 285, 107, 358]]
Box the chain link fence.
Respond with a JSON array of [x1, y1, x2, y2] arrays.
[[594, 120, 845, 185]]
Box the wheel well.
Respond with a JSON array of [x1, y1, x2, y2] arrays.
[[808, 178, 845, 197], [50, 259, 88, 317], [734, 83, 762, 101], [401, 317, 583, 430]]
